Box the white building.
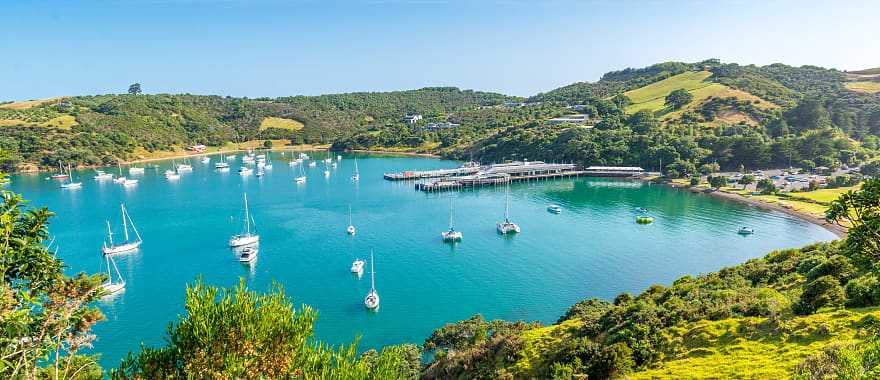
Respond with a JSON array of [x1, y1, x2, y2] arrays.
[[545, 114, 593, 126], [424, 122, 461, 131], [401, 114, 423, 124]]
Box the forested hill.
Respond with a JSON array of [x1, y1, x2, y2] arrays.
[[3, 59, 880, 175], [0, 87, 517, 170]]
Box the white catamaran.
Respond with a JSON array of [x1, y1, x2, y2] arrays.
[[229, 193, 260, 247], [102, 204, 143, 255], [346, 205, 356, 235], [496, 184, 521, 234], [295, 164, 307, 184], [441, 198, 463, 242], [101, 254, 126, 294], [364, 251, 379, 310]]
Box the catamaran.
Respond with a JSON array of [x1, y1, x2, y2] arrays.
[[177, 160, 193, 172], [441, 198, 463, 241], [264, 155, 273, 170], [239, 166, 253, 175], [102, 204, 143, 255], [122, 178, 138, 187], [101, 254, 126, 294], [94, 170, 114, 180], [49, 162, 69, 179], [308, 160, 317, 168], [364, 252, 379, 310], [238, 246, 258, 263], [351, 157, 360, 182], [496, 184, 521, 234], [128, 166, 145, 174], [201, 156, 211, 164], [165, 168, 180, 180], [60, 164, 82, 189], [347, 205, 356, 235], [229, 193, 260, 247]]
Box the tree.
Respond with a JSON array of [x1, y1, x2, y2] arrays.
[[665, 89, 693, 110], [738, 174, 756, 189], [112, 278, 416, 379], [860, 159, 880, 177], [756, 178, 777, 194], [827, 178, 880, 263], [127, 83, 142, 95], [263, 140, 273, 149], [0, 186, 106, 379], [795, 275, 846, 314], [708, 175, 728, 189]]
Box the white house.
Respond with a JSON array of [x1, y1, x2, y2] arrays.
[[545, 114, 593, 126], [401, 114, 423, 124], [424, 122, 461, 131]]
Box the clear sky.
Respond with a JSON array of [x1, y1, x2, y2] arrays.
[[2, 0, 878, 100]]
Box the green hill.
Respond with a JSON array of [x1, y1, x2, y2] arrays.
[[849, 67, 880, 75]]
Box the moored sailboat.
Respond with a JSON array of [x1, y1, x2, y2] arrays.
[[102, 204, 143, 255], [364, 251, 379, 310], [441, 198, 463, 241], [60, 164, 82, 189], [346, 205, 356, 235], [351, 157, 360, 182], [496, 184, 520, 234], [229, 193, 260, 247], [101, 254, 126, 294]]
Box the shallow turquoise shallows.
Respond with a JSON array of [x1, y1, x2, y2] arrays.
[[8, 153, 837, 369]]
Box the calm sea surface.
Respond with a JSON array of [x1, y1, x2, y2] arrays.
[[8, 152, 837, 369]]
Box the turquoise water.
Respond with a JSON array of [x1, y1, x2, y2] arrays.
[[9, 152, 837, 369]]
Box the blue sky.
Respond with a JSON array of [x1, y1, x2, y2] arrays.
[[2, 0, 878, 100]]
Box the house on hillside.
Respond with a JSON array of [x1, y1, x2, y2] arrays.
[[189, 144, 207, 153], [545, 114, 593, 127], [401, 114, 423, 124]]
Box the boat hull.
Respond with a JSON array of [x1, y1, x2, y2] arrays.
[[229, 234, 259, 247], [102, 281, 125, 294], [102, 241, 141, 255], [364, 292, 380, 309], [441, 231, 462, 241], [496, 223, 521, 234]]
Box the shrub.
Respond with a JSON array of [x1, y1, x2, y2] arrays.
[[796, 275, 846, 315], [806, 255, 856, 283], [845, 275, 880, 307]]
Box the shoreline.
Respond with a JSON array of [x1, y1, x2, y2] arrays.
[[665, 182, 847, 238]]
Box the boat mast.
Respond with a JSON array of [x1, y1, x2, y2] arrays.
[[449, 198, 454, 230], [243, 193, 250, 235], [349, 205, 353, 226], [504, 184, 510, 222], [106, 220, 114, 246], [370, 251, 375, 292], [121, 204, 130, 242]]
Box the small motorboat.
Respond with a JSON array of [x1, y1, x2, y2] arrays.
[[351, 259, 365, 275], [122, 179, 139, 187], [738, 227, 755, 235], [239, 247, 258, 263], [94, 171, 113, 180], [636, 216, 655, 224], [547, 204, 562, 214]]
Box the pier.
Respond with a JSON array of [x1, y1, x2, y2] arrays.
[[395, 162, 644, 192]]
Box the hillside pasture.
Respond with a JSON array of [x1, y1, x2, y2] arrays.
[[845, 81, 880, 93], [0, 115, 77, 129], [0, 98, 63, 110], [259, 116, 305, 131]]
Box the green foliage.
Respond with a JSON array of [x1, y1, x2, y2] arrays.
[[111, 278, 417, 379], [0, 186, 105, 379], [827, 179, 880, 263], [665, 88, 694, 110], [796, 275, 846, 315], [708, 175, 728, 189], [127, 83, 142, 95], [794, 335, 880, 379]]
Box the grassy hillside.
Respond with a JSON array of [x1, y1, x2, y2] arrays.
[[623, 71, 777, 125], [630, 308, 880, 379], [845, 81, 880, 93], [259, 116, 304, 131], [849, 67, 880, 75]]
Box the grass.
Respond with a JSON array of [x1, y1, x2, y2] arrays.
[[0, 115, 77, 129], [629, 308, 880, 379], [259, 117, 304, 131], [786, 185, 860, 204], [849, 67, 880, 75], [845, 81, 880, 94], [512, 318, 583, 377], [623, 71, 777, 123], [0, 97, 62, 110]]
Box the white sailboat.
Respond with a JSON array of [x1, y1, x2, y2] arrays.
[[102, 204, 142, 255], [441, 198, 462, 241], [496, 184, 521, 234], [364, 251, 379, 310], [101, 254, 126, 294], [201, 156, 211, 164], [49, 162, 69, 180], [122, 178, 138, 187], [60, 164, 82, 189], [215, 153, 230, 169], [128, 166, 145, 175], [176, 159, 193, 172], [264, 155, 273, 170], [346, 205, 356, 235], [113, 162, 127, 184], [295, 164, 307, 183], [351, 157, 360, 182], [229, 193, 260, 247], [239, 166, 253, 175]]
